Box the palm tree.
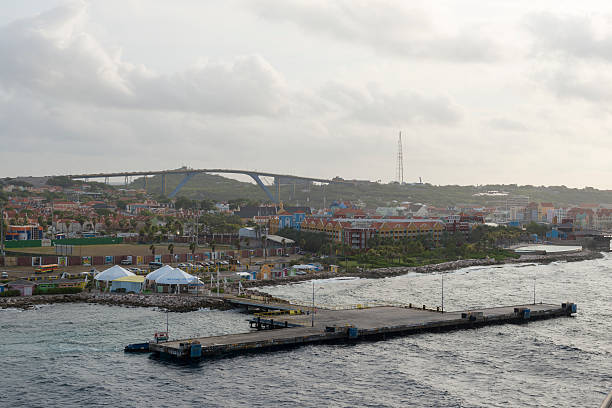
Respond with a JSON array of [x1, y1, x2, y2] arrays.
[[281, 238, 287, 256], [168, 243, 174, 256], [189, 242, 197, 259], [149, 244, 156, 256]]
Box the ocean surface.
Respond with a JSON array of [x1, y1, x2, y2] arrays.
[[2, 254, 611, 408]]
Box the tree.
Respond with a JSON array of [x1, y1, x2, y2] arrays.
[[168, 243, 174, 255], [189, 241, 197, 257], [174, 196, 194, 210], [118, 218, 127, 230], [149, 244, 156, 256]]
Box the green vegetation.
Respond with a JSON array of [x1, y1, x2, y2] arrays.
[[290, 225, 524, 270], [276, 228, 329, 253], [198, 213, 243, 234], [134, 172, 612, 207], [174, 196, 216, 210], [0, 290, 21, 297], [33, 287, 83, 295], [131, 173, 268, 202], [46, 176, 77, 188]]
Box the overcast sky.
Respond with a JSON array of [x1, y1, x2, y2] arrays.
[[2, 0, 612, 188]]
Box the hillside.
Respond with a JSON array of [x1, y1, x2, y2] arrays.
[[131, 173, 612, 208]]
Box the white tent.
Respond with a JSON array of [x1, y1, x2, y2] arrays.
[[155, 268, 197, 285], [94, 265, 135, 281], [145, 265, 175, 281]]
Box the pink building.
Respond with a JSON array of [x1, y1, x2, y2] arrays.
[[8, 280, 36, 296]]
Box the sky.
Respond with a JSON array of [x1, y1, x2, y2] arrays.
[[1, 0, 612, 188]]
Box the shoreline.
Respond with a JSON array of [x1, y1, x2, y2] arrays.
[[240, 249, 604, 288], [1, 250, 603, 311], [0, 292, 231, 312]]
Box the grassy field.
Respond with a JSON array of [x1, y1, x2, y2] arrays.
[[8, 243, 233, 257]]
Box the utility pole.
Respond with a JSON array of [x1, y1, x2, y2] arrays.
[[397, 131, 404, 184]]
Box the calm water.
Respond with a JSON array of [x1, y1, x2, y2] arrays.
[[2, 255, 611, 407]]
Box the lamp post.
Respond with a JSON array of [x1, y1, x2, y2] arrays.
[[533, 272, 536, 305], [441, 273, 444, 313], [311, 280, 315, 327]]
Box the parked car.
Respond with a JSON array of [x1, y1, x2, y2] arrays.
[[1, 271, 8, 279], [295, 271, 307, 275], [120, 258, 132, 265], [178, 263, 188, 268], [129, 267, 143, 274]]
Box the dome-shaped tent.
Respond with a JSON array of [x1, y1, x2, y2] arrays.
[[94, 265, 135, 281], [154, 268, 196, 285], [145, 265, 175, 282]]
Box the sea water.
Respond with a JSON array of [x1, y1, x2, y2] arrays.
[[2, 254, 611, 407]]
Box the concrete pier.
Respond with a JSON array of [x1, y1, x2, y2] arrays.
[[147, 302, 577, 360]]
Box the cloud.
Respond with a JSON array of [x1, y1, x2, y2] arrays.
[[248, 0, 500, 62], [486, 117, 528, 131], [524, 12, 612, 61], [0, 2, 289, 116], [321, 82, 462, 126], [523, 13, 612, 104]]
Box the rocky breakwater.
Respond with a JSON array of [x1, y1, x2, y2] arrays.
[[0, 292, 230, 312], [240, 250, 604, 288]]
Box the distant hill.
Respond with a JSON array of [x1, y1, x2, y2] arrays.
[[131, 173, 612, 208], [130, 173, 269, 202]]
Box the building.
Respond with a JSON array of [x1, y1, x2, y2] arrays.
[[567, 208, 594, 229], [506, 195, 529, 209], [5, 225, 43, 240], [268, 203, 307, 233], [594, 208, 612, 230], [35, 279, 86, 292], [538, 203, 555, 222], [300, 217, 446, 250], [52, 201, 79, 211], [8, 280, 36, 296]]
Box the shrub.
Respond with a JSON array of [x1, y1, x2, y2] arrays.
[[33, 287, 83, 295], [0, 289, 21, 297]]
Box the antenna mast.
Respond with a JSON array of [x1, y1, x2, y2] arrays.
[[396, 131, 404, 184]]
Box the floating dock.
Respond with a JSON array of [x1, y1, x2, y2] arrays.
[[147, 302, 577, 360]]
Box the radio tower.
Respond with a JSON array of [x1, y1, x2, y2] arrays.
[[396, 131, 404, 184]]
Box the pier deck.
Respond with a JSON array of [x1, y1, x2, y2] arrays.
[[148, 302, 576, 360]]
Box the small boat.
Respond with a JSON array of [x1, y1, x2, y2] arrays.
[[124, 342, 149, 353]]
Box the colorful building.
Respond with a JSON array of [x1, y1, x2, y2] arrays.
[[7, 280, 36, 296], [268, 203, 307, 233], [5, 225, 43, 240], [300, 217, 446, 250]]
